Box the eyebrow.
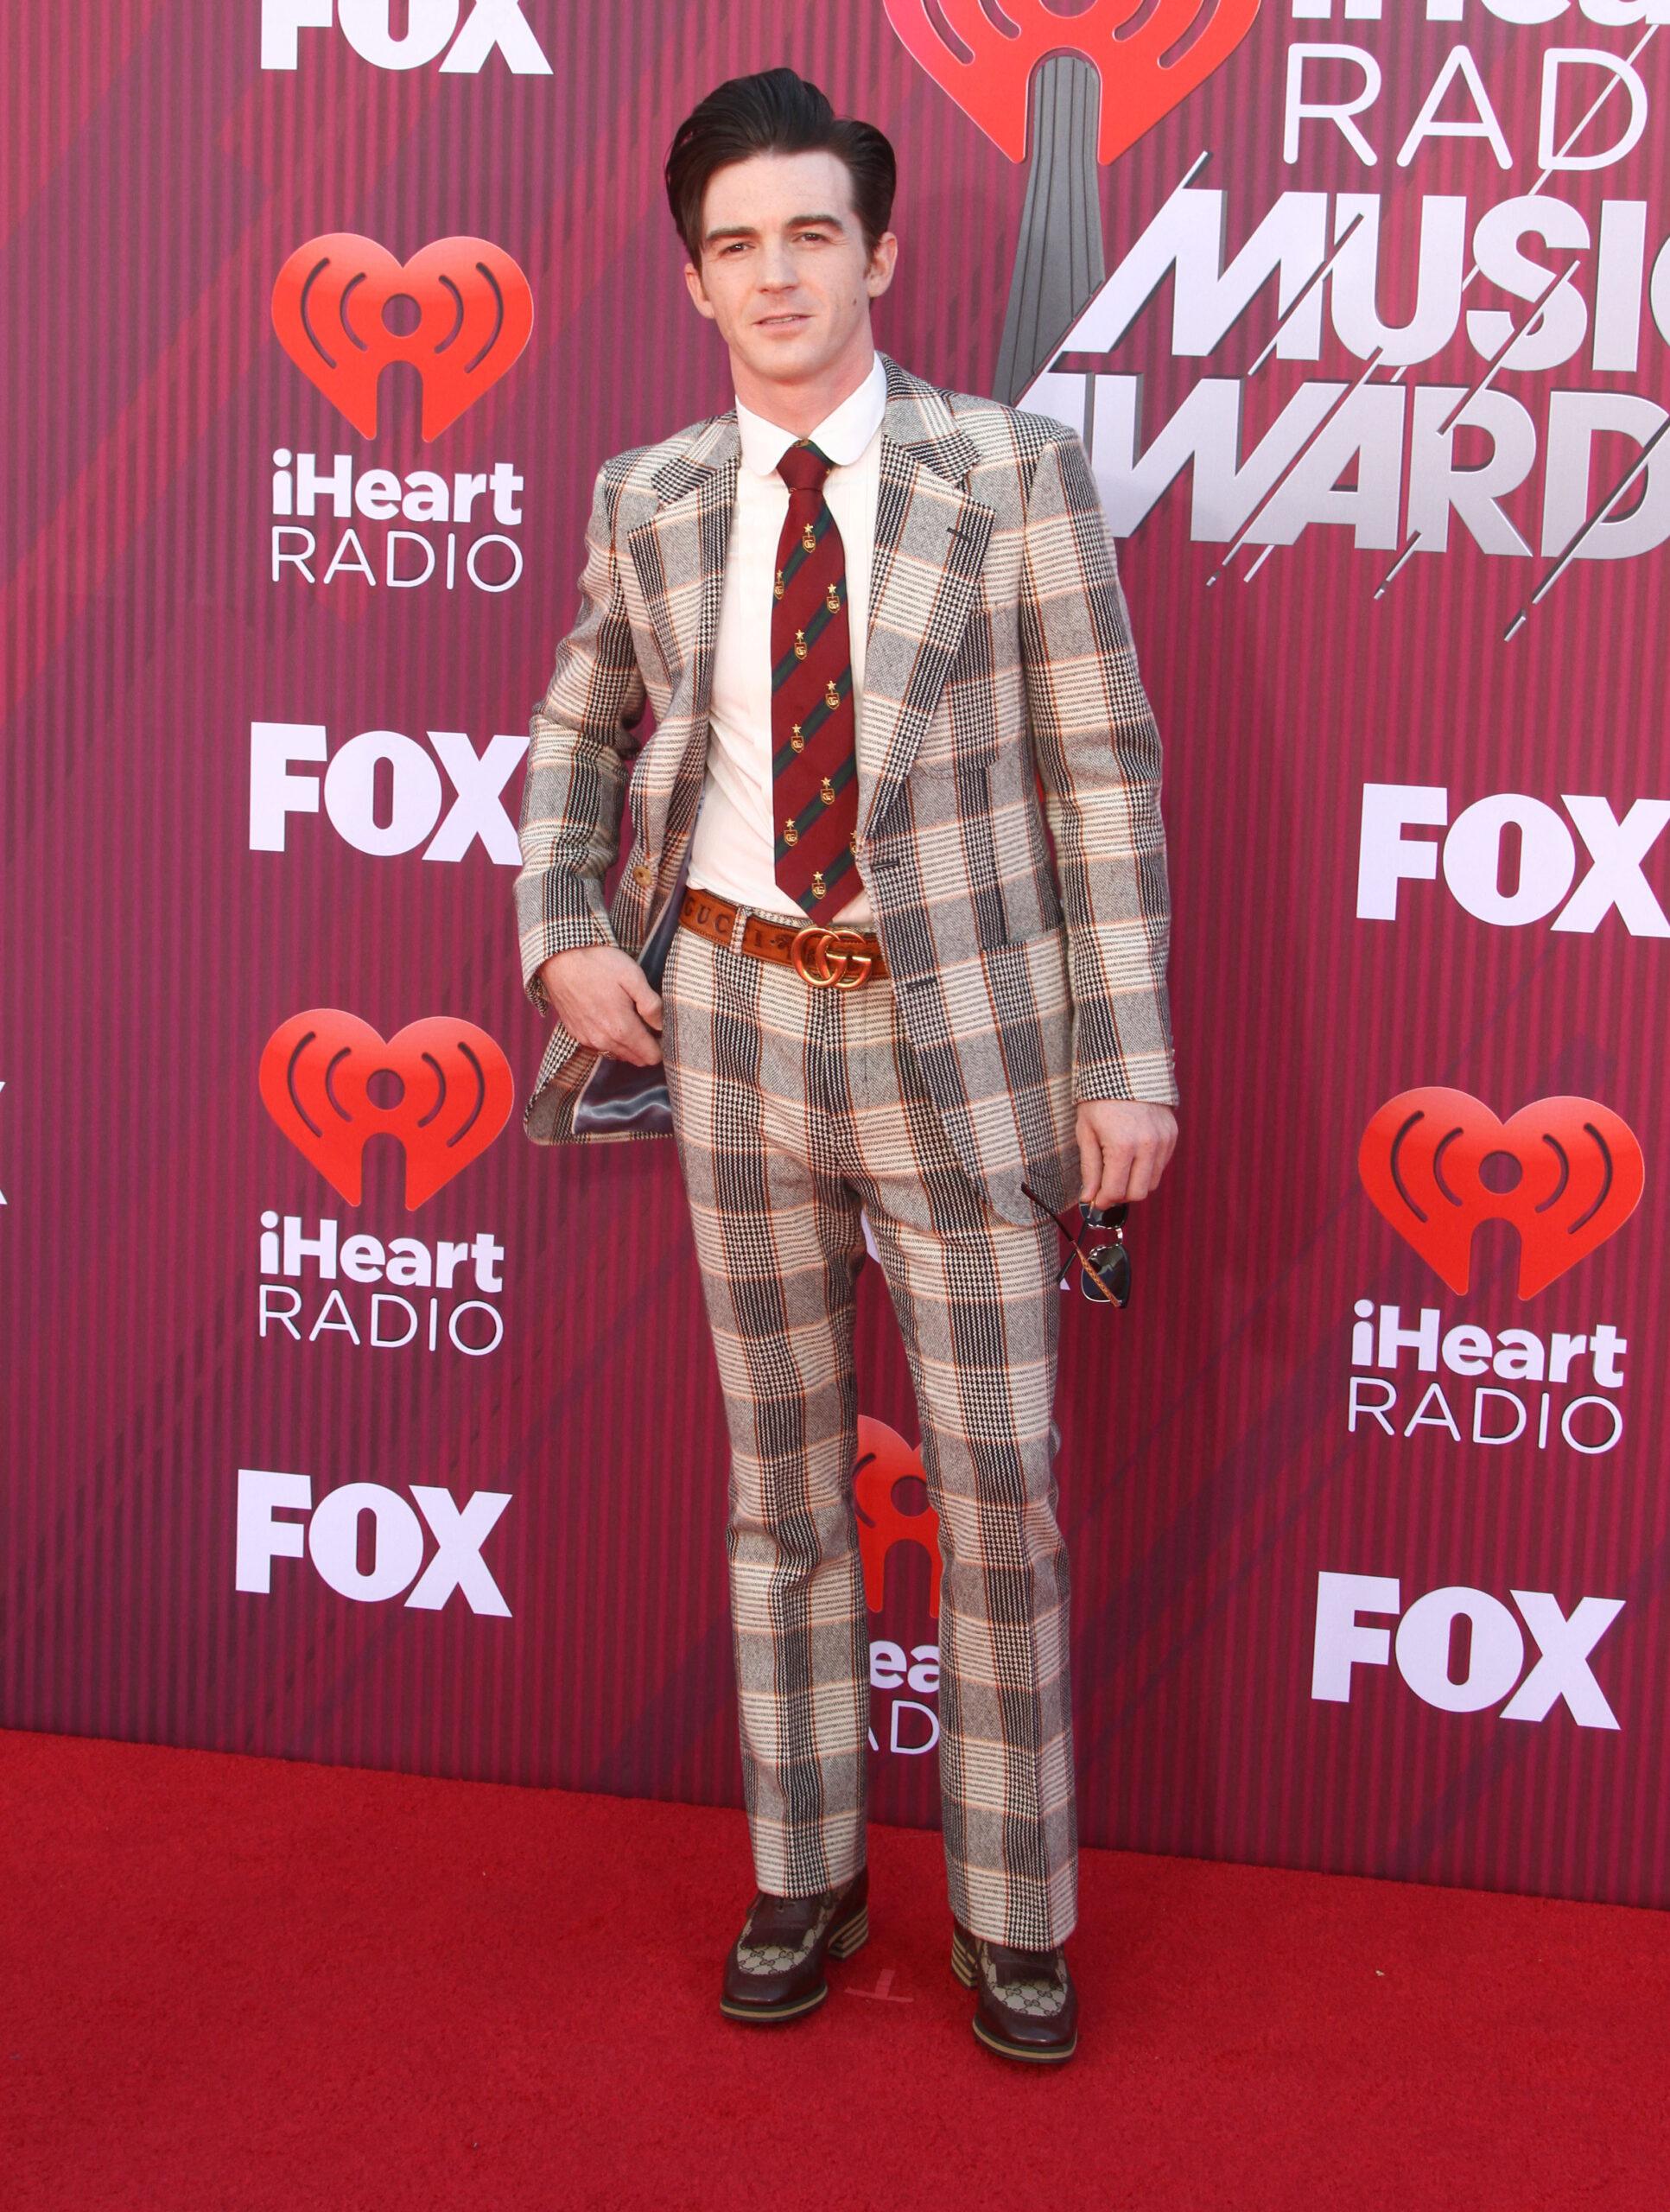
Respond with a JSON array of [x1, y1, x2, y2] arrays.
[[702, 211, 847, 246]]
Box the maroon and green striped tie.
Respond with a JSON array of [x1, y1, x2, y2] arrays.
[[770, 439, 860, 920]]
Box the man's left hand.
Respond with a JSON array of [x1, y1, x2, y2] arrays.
[[1075, 1100, 1178, 1208]]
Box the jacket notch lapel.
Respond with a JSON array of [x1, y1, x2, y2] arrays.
[[625, 440, 739, 855], [858, 410, 994, 842]]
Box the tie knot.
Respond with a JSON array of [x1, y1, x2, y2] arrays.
[[777, 439, 833, 497]]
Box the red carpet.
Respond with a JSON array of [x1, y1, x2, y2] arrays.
[[3, 1728, 1667, 2211]]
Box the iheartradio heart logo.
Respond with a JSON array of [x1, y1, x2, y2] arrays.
[[271, 233, 534, 441], [884, 0, 1262, 165], [854, 1415, 941, 1619], [259, 1010, 514, 1211], [1359, 1088, 1645, 1301]]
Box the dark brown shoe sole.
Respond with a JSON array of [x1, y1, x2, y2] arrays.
[[952, 1928, 1078, 2064], [718, 1901, 869, 2024]]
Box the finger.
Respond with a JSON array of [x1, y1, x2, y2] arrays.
[[1099, 1144, 1138, 1205], [608, 1037, 660, 1067], [1124, 1155, 1155, 1204], [1137, 1135, 1170, 1197], [628, 976, 664, 1029], [1076, 1121, 1102, 1205], [618, 1013, 667, 1065]]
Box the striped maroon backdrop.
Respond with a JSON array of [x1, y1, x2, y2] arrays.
[[5, 0, 1669, 1908]]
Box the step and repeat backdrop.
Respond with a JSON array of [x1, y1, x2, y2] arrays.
[[6, 0, 1670, 1907]]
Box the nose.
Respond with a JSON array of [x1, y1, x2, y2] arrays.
[[756, 237, 799, 289]]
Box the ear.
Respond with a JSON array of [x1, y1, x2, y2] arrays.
[[683, 261, 715, 321], [866, 232, 898, 299]]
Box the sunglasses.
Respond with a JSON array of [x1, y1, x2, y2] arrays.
[[1020, 1181, 1132, 1307]]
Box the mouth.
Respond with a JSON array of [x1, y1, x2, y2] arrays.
[[756, 313, 810, 328]]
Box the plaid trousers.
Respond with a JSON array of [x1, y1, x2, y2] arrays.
[[660, 902, 1078, 1950]]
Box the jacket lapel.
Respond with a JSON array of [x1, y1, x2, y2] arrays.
[[623, 351, 991, 861], [859, 375, 991, 837], [625, 418, 739, 861]]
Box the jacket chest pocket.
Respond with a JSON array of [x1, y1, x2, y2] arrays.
[[906, 593, 1010, 772]]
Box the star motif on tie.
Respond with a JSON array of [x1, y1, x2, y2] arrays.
[[769, 440, 863, 918]]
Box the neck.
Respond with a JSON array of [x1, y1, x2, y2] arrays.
[[730, 334, 879, 436]]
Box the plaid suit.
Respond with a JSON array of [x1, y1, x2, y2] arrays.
[[514, 353, 1176, 1946]]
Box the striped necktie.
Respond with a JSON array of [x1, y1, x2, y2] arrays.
[[770, 438, 860, 920]]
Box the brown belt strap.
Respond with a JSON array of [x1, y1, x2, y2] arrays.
[[677, 886, 889, 987]]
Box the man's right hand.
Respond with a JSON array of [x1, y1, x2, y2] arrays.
[[536, 944, 664, 1066]]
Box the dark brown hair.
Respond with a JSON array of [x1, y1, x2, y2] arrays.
[[664, 67, 897, 266]]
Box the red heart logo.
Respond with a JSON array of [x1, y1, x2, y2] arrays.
[[854, 1416, 941, 1620], [259, 1011, 514, 1211], [271, 233, 534, 441], [884, 0, 1262, 165], [1359, 1088, 1644, 1301]]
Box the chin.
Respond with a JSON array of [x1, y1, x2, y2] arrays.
[[742, 336, 820, 376]]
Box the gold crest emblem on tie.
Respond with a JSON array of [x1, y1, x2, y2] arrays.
[[782, 819, 799, 848], [801, 524, 816, 551], [773, 569, 784, 601], [810, 870, 827, 902], [823, 679, 840, 709], [793, 629, 808, 661], [790, 722, 804, 753], [819, 777, 835, 805], [825, 583, 841, 613]]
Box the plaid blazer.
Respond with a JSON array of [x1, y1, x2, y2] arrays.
[[513, 350, 1177, 1228]]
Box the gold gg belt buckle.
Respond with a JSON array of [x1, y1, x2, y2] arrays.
[[789, 923, 874, 989]]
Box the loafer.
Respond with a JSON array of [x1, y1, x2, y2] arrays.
[[719, 1866, 869, 2024], [951, 1916, 1078, 2063]]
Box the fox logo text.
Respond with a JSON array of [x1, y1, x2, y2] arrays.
[[262, 2, 552, 74], [251, 723, 526, 864], [236, 1471, 512, 1615], [1312, 1572, 1622, 1727], [1357, 785, 1670, 936]]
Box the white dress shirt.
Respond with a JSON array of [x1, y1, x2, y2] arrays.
[[687, 350, 888, 929]]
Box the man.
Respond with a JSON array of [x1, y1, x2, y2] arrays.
[[513, 67, 1178, 2065]]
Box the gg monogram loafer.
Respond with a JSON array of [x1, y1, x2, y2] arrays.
[[719, 1867, 870, 2024], [952, 1917, 1079, 2063]]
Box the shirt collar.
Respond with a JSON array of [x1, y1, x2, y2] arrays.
[[734, 351, 888, 479]]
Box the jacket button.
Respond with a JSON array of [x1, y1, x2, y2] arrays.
[[631, 858, 652, 883]]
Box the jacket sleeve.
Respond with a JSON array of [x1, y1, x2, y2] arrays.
[[513, 461, 651, 1013], [1017, 427, 1178, 1108]]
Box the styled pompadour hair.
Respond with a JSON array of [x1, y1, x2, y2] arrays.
[[664, 66, 897, 264]]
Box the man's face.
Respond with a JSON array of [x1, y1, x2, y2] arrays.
[[683, 149, 896, 385]]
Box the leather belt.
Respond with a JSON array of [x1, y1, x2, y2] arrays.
[[678, 886, 888, 988]]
